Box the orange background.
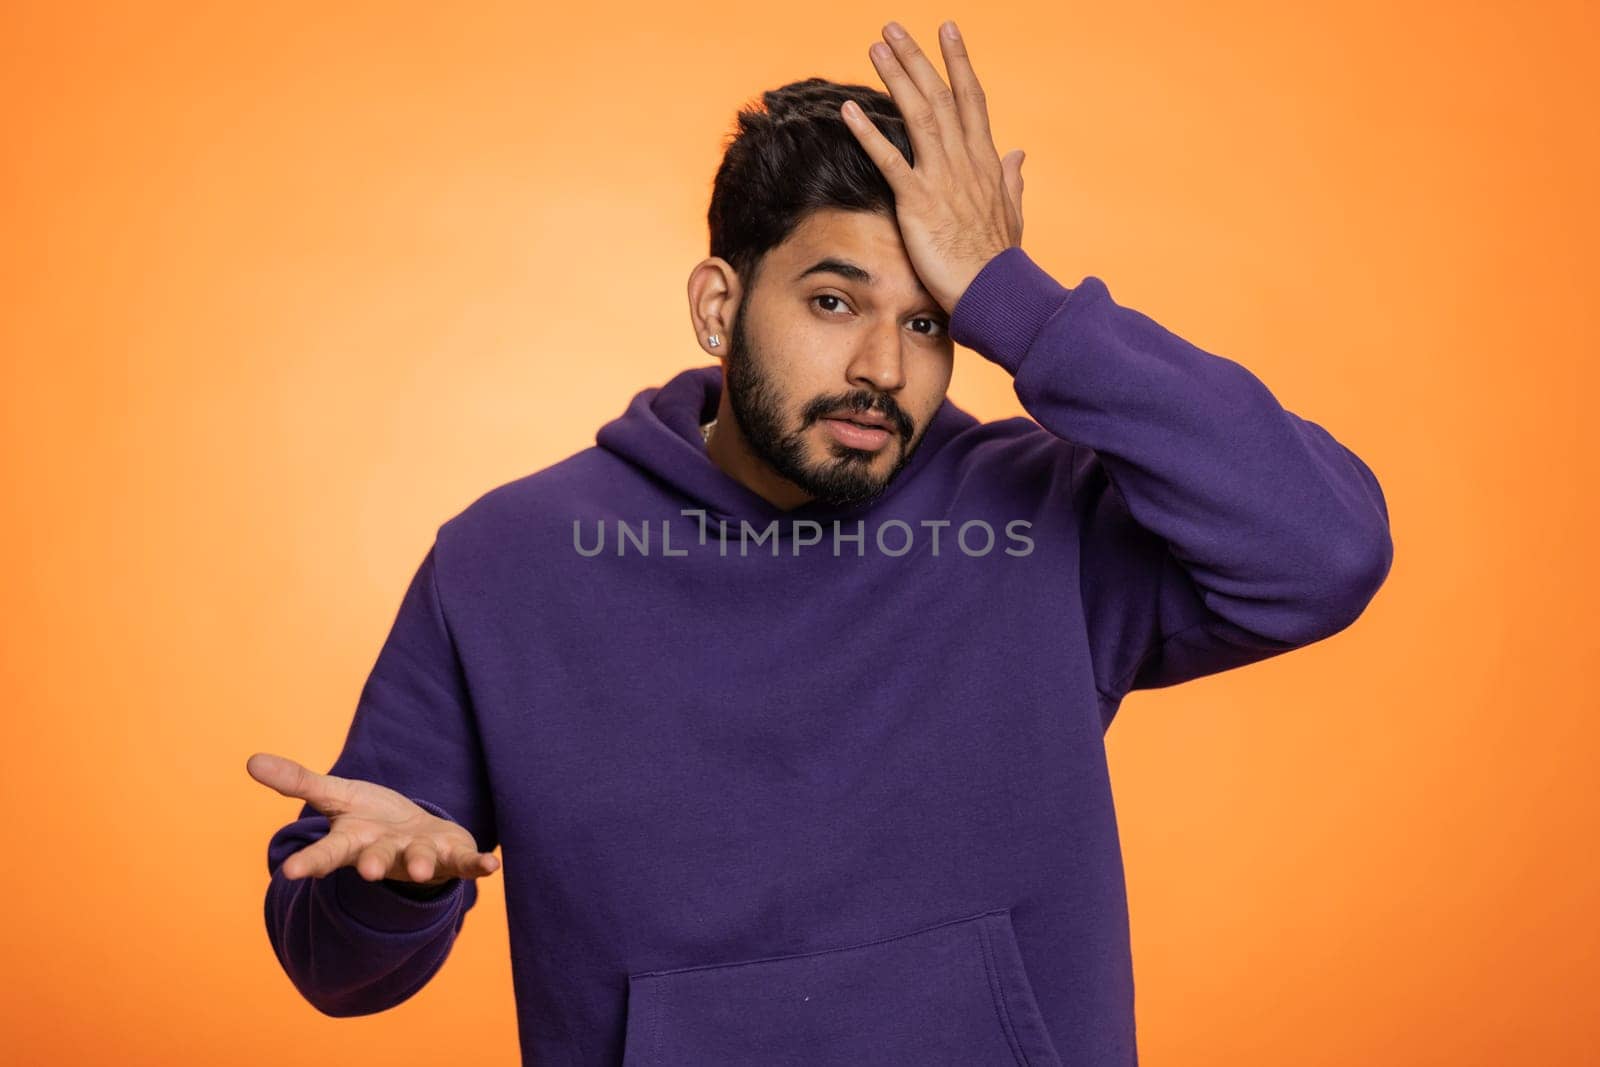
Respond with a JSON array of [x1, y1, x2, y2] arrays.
[[4, 1, 1595, 1063]]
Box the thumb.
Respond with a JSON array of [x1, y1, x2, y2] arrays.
[[247, 751, 351, 817], [1001, 149, 1025, 233]]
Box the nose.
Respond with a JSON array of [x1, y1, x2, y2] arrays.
[[845, 331, 907, 395]]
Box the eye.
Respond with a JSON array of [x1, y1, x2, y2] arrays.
[[813, 295, 948, 339], [812, 293, 853, 316]]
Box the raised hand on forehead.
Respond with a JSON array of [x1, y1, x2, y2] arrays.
[[840, 19, 1026, 318]]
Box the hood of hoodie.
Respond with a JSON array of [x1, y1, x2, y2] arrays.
[[595, 363, 978, 539]]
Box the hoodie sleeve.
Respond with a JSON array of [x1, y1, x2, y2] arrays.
[[262, 538, 500, 1016], [948, 247, 1393, 727]]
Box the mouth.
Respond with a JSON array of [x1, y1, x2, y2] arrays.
[[820, 413, 895, 451], [826, 410, 895, 432]]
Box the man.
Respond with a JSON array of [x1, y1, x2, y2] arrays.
[[249, 20, 1392, 1066]]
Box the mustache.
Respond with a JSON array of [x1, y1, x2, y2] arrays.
[[804, 396, 913, 439]]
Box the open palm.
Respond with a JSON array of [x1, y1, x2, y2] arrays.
[[247, 751, 499, 887]]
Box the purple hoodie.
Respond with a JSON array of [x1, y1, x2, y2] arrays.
[[262, 246, 1392, 1065]]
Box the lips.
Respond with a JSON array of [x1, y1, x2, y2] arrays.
[[828, 410, 894, 432]]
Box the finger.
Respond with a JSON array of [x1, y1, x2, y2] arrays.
[[354, 837, 399, 881], [840, 99, 916, 193], [400, 837, 441, 884], [246, 752, 352, 818], [869, 27, 955, 171], [441, 839, 499, 880], [936, 22, 997, 161], [280, 826, 360, 879]]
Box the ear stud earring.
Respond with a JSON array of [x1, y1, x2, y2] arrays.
[[707, 334, 721, 347]]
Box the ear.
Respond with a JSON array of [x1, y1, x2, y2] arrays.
[[687, 256, 741, 360]]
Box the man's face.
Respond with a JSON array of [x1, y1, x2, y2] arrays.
[[721, 207, 955, 510]]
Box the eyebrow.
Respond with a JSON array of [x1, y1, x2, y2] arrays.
[[793, 257, 875, 285], [792, 256, 945, 316]]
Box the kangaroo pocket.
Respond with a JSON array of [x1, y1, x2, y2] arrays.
[[621, 907, 1063, 1066]]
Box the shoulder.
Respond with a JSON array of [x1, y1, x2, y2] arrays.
[[431, 446, 628, 571], [938, 414, 1078, 502]]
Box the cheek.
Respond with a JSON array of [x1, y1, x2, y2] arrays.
[[911, 363, 954, 421]]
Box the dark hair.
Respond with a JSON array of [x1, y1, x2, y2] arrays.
[[707, 77, 915, 294]]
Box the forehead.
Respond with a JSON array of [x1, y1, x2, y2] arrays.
[[771, 208, 930, 298]]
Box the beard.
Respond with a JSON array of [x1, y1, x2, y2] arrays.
[[721, 302, 920, 511]]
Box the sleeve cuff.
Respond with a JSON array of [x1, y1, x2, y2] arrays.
[[947, 245, 1078, 376]]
